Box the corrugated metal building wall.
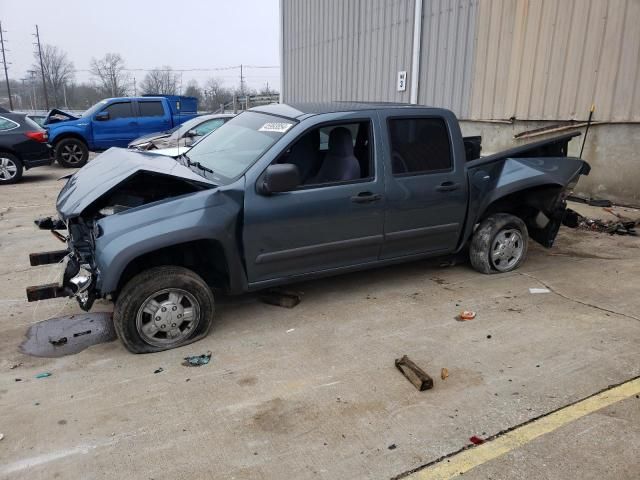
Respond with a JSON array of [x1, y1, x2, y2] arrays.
[[281, 0, 640, 123], [283, 0, 416, 103]]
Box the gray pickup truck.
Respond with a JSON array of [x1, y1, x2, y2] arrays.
[[26, 102, 590, 353]]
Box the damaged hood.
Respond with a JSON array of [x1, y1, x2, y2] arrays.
[[43, 108, 79, 125], [56, 147, 216, 219]]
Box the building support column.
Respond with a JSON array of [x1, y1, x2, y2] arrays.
[[410, 0, 423, 104]]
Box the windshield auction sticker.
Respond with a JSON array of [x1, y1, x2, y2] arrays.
[[259, 122, 293, 133]]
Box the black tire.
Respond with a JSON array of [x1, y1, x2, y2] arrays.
[[55, 137, 89, 168], [113, 266, 215, 354], [0, 152, 23, 184], [469, 213, 529, 274]]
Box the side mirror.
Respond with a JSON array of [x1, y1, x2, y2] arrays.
[[95, 111, 110, 121], [258, 164, 300, 194], [184, 129, 198, 138]]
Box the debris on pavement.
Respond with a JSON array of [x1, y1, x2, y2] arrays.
[[395, 355, 434, 391], [458, 310, 476, 321], [286, 328, 295, 333], [469, 435, 485, 445], [563, 208, 638, 235], [9, 362, 22, 369], [49, 336, 68, 346], [441, 368, 449, 380], [260, 289, 302, 308], [35, 372, 51, 378], [388, 443, 397, 450], [0, 433, 4, 441], [182, 352, 212, 367], [529, 288, 551, 294], [154, 367, 164, 374]]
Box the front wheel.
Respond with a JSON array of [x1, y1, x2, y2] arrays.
[[469, 213, 529, 274], [55, 138, 89, 168], [113, 266, 215, 353]]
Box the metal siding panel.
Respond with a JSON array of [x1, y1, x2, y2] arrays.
[[612, 0, 640, 121]]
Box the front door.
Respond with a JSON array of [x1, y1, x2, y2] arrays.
[[243, 117, 385, 285], [380, 112, 467, 259], [92, 101, 138, 149]]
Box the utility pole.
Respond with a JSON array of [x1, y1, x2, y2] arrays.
[[240, 64, 244, 96], [0, 22, 13, 110], [34, 25, 49, 110], [133, 76, 137, 96]]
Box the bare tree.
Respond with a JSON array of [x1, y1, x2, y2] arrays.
[[31, 44, 74, 107], [90, 53, 130, 97], [202, 77, 233, 111], [184, 79, 202, 104], [140, 66, 179, 95]]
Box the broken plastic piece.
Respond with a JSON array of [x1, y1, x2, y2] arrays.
[[458, 310, 476, 321], [35, 372, 52, 378], [154, 367, 164, 374], [529, 288, 551, 294], [395, 355, 434, 391], [182, 352, 212, 367], [441, 368, 449, 380], [469, 435, 485, 445]]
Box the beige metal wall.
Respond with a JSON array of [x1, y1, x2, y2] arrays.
[[282, 0, 416, 103], [418, 0, 479, 118], [469, 0, 640, 122]]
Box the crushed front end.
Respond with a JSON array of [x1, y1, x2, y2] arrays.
[[26, 215, 99, 311]]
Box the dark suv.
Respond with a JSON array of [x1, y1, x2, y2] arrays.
[[0, 112, 52, 184]]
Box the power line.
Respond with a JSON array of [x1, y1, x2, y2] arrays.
[[33, 25, 49, 110], [0, 21, 13, 109]]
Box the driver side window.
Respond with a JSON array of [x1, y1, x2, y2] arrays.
[[102, 102, 134, 120], [277, 120, 372, 188]]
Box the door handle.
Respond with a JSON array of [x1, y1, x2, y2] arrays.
[[351, 192, 383, 204], [436, 181, 460, 192]]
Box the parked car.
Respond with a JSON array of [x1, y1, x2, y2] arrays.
[[128, 113, 234, 151], [27, 102, 590, 353], [45, 95, 198, 168], [0, 112, 51, 184]]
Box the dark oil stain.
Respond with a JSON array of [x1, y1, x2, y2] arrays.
[[252, 398, 317, 434], [57, 419, 67, 425], [20, 312, 116, 358], [237, 376, 258, 387]]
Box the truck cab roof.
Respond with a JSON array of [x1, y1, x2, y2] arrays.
[[250, 101, 445, 120]]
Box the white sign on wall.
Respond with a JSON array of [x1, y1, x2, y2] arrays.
[[397, 71, 407, 92]]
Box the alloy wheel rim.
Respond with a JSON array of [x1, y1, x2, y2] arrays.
[[490, 228, 524, 271], [135, 288, 201, 347], [0, 157, 17, 180], [61, 144, 83, 164]]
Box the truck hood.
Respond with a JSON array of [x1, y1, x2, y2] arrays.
[[44, 108, 79, 125], [56, 147, 216, 219]]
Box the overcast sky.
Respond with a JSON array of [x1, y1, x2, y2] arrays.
[[0, 0, 280, 91]]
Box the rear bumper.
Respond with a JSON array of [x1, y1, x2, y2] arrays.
[[22, 145, 53, 169]]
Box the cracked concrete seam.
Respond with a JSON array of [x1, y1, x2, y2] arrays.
[[519, 272, 640, 322]]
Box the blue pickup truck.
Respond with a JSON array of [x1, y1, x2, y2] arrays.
[[45, 95, 198, 167]]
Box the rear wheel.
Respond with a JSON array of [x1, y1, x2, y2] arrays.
[[55, 138, 88, 168], [113, 266, 215, 353], [0, 153, 23, 184], [470, 213, 529, 274]]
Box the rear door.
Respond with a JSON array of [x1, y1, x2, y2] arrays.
[[379, 111, 467, 259], [92, 101, 138, 148], [137, 99, 172, 135]]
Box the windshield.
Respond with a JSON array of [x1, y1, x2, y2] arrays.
[[185, 111, 295, 182], [81, 100, 108, 118]]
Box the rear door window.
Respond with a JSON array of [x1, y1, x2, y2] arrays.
[[138, 101, 165, 117], [0, 116, 19, 131], [193, 118, 225, 136], [102, 102, 134, 120], [388, 117, 452, 175]]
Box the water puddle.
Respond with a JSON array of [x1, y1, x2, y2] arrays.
[[20, 312, 117, 357]]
